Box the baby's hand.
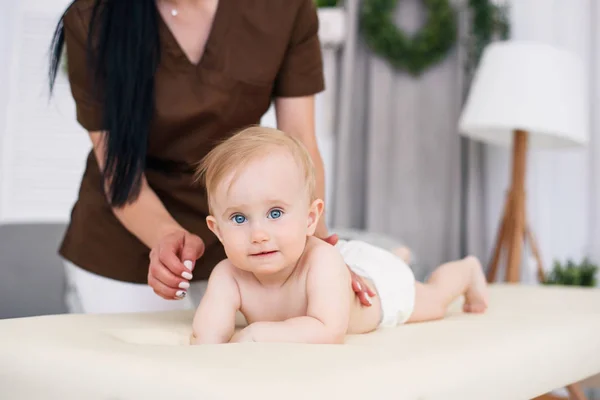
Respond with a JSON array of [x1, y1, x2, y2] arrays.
[[229, 326, 255, 343]]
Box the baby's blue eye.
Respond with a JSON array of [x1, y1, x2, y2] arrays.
[[232, 214, 246, 224], [269, 209, 283, 219]]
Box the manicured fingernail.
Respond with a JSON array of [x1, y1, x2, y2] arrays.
[[176, 290, 186, 299], [184, 260, 193, 271], [356, 282, 362, 291], [366, 296, 372, 306], [179, 281, 190, 289], [182, 271, 193, 280]]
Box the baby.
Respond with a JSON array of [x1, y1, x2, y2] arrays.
[[190, 126, 488, 344]]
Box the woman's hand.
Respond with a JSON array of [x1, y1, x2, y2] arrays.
[[148, 230, 205, 300], [321, 233, 377, 307]]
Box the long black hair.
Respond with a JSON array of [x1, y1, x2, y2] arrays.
[[48, 0, 161, 207]]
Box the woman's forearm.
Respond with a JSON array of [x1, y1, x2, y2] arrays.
[[274, 96, 329, 237], [88, 131, 183, 249], [305, 142, 329, 237], [111, 179, 184, 249]]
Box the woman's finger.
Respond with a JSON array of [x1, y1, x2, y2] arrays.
[[357, 291, 373, 307], [328, 233, 339, 245], [321, 233, 339, 246], [351, 277, 362, 293], [150, 256, 189, 290], [351, 271, 377, 297], [148, 274, 187, 300], [349, 270, 376, 307], [158, 243, 192, 279], [349, 269, 365, 293], [358, 275, 377, 297], [180, 233, 205, 272]]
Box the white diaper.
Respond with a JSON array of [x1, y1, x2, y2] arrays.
[[335, 239, 416, 328]]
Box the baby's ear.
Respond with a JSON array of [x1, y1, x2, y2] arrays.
[[206, 215, 223, 242], [307, 199, 324, 235]]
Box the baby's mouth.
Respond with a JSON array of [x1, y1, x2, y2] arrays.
[[250, 250, 278, 257]]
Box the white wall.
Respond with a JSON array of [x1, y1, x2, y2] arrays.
[[0, 1, 69, 318], [484, 0, 597, 282], [591, 2, 600, 264], [0, 2, 15, 146]]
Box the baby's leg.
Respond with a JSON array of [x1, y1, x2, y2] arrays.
[[407, 256, 488, 323]]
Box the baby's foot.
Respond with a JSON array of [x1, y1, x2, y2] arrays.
[[393, 246, 412, 264], [462, 256, 489, 313]]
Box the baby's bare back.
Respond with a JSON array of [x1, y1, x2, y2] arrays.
[[232, 238, 382, 335]]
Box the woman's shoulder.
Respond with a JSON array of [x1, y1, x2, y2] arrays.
[[241, 0, 313, 12], [64, 0, 100, 20], [237, 0, 317, 27], [62, 0, 103, 33], [69, 0, 99, 11]]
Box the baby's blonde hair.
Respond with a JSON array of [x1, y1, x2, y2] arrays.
[[195, 126, 316, 212]]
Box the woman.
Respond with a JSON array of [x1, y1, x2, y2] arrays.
[[48, 0, 375, 313]]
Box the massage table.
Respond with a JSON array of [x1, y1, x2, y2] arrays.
[[1, 284, 599, 399]]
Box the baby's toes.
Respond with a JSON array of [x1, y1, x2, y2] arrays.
[[471, 303, 487, 313]]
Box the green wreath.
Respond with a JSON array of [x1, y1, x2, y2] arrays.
[[360, 0, 457, 76], [315, 0, 339, 6], [468, 0, 510, 65], [315, 0, 509, 77]]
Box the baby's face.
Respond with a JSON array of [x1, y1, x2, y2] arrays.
[[206, 150, 322, 276]]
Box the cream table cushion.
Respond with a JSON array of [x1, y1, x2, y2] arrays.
[[1, 284, 599, 400]]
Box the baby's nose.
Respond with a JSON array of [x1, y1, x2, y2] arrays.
[[251, 226, 269, 243]]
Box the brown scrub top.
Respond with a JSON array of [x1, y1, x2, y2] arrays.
[[59, 0, 325, 283]]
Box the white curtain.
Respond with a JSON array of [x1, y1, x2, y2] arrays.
[[332, 0, 474, 280]]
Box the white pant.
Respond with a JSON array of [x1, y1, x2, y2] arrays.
[[63, 261, 208, 314]]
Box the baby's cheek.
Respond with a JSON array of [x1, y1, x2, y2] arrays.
[[283, 229, 309, 256], [222, 233, 246, 258]]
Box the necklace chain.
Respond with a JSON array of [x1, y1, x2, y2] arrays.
[[160, 1, 179, 17]]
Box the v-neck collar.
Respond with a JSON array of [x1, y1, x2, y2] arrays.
[[157, 0, 230, 70]]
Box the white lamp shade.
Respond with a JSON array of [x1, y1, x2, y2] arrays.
[[458, 40, 588, 148]]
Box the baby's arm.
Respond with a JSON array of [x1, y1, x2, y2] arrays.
[[190, 260, 241, 345], [245, 247, 351, 344]]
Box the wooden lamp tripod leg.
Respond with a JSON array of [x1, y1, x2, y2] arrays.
[[490, 129, 545, 282], [486, 193, 510, 282], [486, 130, 527, 283], [525, 226, 546, 283], [505, 130, 527, 282]]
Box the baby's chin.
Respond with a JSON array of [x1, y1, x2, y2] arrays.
[[242, 256, 292, 274], [246, 261, 287, 275]]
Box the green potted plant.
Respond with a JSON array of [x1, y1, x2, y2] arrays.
[[542, 257, 598, 287]]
